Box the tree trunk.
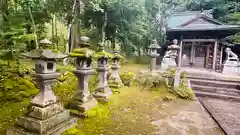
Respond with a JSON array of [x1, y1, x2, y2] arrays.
[[102, 12, 107, 44], [52, 14, 56, 49], [66, 0, 77, 53], [28, 7, 39, 49]]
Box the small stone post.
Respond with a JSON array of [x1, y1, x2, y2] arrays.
[[68, 36, 97, 113], [7, 50, 76, 135], [148, 39, 161, 72], [109, 49, 123, 88], [93, 42, 113, 101]]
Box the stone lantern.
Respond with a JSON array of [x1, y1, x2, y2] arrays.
[[161, 39, 180, 70], [109, 49, 123, 88], [92, 42, 113, 101], [148, 39, 161, 72], [68, 36, 97, 113], [7, 49, 76, 135], [167, 39, 180, 68], [168, 39, 180, 58]]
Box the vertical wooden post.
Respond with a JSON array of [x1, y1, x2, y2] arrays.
[[212, 40, 218, 71], [205, 45, 209, 68], [220, 46, 223, 71], [178, 40, 183, 67], [190, 43, 194, 64]]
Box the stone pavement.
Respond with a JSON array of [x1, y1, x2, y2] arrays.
[[200, 98, 240, 135], [152, 99, 224, 135]]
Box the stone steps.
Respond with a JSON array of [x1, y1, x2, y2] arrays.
[[190, 78, 239, 89], [188, 75, 240, 83], [192, 84, 240, 97], [195, 91, 240, 102], [189, 72, 240, 101]]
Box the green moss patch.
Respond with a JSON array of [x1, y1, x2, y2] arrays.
[[64, 82, 176, 135], [0, 62, 37, 134], [0, 101, 30, 134], [94, 51, 113, 60], [53, 72, 78, 106], [70, 48, 95, 58]]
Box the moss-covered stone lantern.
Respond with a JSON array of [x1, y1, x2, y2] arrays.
[[68, 36, 97, 114], [7, 49, 76, 135], [148, 39, 161, 72], [109, 49, 124, 88], [92, 42, 113, 101]]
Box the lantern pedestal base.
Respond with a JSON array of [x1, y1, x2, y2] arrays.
[[109, 67, 123, 89], [68, 95, 98, 113], [93, 87, 113, 102], [7, 102, 76, 135], [7, 117, 75, 135], [109, 82, 123, 88]]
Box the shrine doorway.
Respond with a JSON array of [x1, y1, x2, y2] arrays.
[[194, 44, 207, 68], [181, 42, 210, 69]]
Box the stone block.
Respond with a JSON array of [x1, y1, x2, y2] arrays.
[[69, 96, 98, 112], [16, 110, 70, 134], [93, 88, 113, 101], [7, 117, 76, 135], [28, 102, 64, 120], [222, 64, 239, 75]]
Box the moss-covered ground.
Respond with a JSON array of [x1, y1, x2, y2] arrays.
[[63, 85, 174, 135], [62, 64, 178, 135], [0, 63, 196, 135]]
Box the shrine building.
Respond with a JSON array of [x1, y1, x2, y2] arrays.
[[166, 10, 240, 72]]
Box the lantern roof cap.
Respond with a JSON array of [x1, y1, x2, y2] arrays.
[[70, 48, 95, 58], [168, 44, 180, 49], [39, 39, 53, 45], [113, 49, 120, 54], [79, 36, 92, 46], [94, 51, 112, 59], [22, 49, 68, 60], [149, 39, 161, 49]]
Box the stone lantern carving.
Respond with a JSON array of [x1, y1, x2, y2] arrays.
[[148, 39, 161, 72], [109, 48, 123, 88], [93, 42, 113, 101], [7, 49, 76, 135], [68, 36, 97, 113], [161, 39, 180, 70]]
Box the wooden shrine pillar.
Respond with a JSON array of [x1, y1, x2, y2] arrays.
[[178, 40, 183, 67], [220, 46, 223, 71], [190, 43, 195, 64], [212, 40, 218, 70], [205, 45, 210, 68]]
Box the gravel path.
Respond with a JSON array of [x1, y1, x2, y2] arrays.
[[152, 99, 224, 135], [200, 98, 240, 135]]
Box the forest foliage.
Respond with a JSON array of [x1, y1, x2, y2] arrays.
[[1, 0, 240, 64]]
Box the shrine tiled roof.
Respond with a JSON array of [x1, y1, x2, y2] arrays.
[[167, 10, 240, 32], [167, 10, 214, 28], [167, 13, 196, 28], [168, 25, 240, 32]]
